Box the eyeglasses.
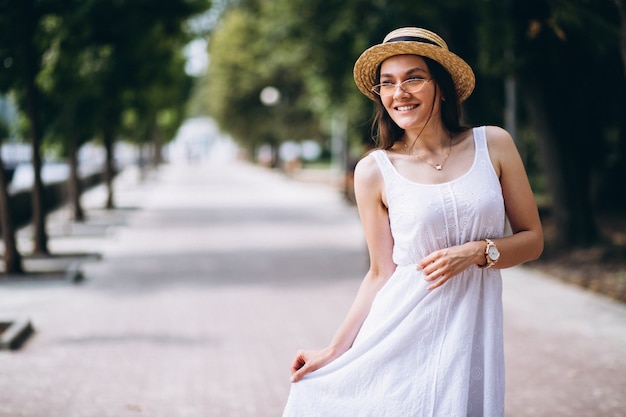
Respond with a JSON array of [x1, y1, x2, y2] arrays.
[[371, 78, 433, 97]]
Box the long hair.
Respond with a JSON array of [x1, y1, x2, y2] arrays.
[[371, 57, 468, 150]]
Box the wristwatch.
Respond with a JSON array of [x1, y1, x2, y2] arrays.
[[481, 238, 500, 268]]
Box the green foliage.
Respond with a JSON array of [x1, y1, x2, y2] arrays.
[[205, 5, 318, 151], [0, 0, 211, 152]]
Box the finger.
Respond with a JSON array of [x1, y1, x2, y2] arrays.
[[424, 271, 441, 282], [417, 254, 435, 270], [424, 263, 444, 279], [423, 261, 447, 280], [290, 353, 306, 374], [427, 274, 451, 290], [291, 364, 310, 383], [290, 363, 301, 374], [418, 250, 445, 271], [417, 251, 434, 268]]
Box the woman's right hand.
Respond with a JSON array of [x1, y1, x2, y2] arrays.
[[289, 347, 338, 382]]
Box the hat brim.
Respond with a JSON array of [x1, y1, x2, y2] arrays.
[[354, 42, 475, 102]]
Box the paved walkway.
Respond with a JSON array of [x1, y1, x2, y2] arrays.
[[1, 152, 625, 417]]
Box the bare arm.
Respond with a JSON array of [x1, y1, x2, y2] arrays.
[[482, 125, 544, 265], [419, 126, 543, 289], [290, 153, 396, 382]]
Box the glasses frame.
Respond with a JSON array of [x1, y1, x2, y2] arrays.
[[371, 77, 433, 97]]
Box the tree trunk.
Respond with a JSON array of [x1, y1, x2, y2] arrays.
[[616, 0, 626, 79], [523, 84, 598, 250], [103, 124, 115, 210], [16, 0, 48, 255], [0, 147, 23, 274], [26, 76, 48, 255], [68, 131, 85, 222], [152, 125, 164, 167]]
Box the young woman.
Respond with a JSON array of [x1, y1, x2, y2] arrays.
[[283, 27, 543, 417]]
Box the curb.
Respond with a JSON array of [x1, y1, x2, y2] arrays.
[[0, 317, 35, 350]]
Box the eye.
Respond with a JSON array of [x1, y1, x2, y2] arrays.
[[379, 80, 395, 86], [405, 77, 427, 84]]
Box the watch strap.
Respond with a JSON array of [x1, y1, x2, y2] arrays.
[[480, 238, 498, 269]]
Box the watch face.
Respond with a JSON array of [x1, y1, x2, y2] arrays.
[[488, 246, 500, 260]]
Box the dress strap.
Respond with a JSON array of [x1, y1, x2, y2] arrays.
[[370, 149, 396, 181], [473, 125, 487, 151], [473, 126, 492, 163]]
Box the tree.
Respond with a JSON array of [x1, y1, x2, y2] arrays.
[[42, 3, 104, 221], [0, 0, 54, 254], [119, 38, 194, 170], [616, 0, 626, 78], [81, 0, 209, 208], [509, 0, 625, 248], [0, 0, 211, 267], [205, 5, 322, 161], [0, 128, 23, 273]]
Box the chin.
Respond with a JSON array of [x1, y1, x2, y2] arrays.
[[393, 119, 421, 130]]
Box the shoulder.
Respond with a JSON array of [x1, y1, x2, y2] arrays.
[[481, 126, 521, 178], [354, 150, 382, 183], [353, 151, 386, 203], [482, 125, 524, 176], [484, 125, 514, 145], [483, 125, 519, 157]]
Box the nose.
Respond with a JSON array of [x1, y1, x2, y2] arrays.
[[392, 83, 409, 99]]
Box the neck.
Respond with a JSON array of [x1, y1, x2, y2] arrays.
[[403, 124, 450, 152]]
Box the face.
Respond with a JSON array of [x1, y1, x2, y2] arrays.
[[377, 55, 441, 132]]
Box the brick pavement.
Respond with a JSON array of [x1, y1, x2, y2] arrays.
[[1, 156, 625, 417]]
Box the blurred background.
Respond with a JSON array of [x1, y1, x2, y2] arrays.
[[1, 1, 625, 298], [1, 1, 625, 416]]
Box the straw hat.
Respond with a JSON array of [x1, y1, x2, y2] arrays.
[[353, 27, 475, 102]]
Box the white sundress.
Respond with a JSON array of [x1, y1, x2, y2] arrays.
[[283, 126, 507, 417]]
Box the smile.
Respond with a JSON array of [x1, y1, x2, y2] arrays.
[[395, 104, 419, 112]]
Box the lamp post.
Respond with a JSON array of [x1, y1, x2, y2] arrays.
[[260, 86, 281, 107], [259, 86, 281, 167]]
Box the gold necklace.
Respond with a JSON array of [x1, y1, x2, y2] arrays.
[[402, 135, 452, 171]]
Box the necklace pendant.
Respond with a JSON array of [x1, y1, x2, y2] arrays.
[[435, 164, 443, 170]]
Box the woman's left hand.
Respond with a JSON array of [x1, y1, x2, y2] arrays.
[[417, 242, 484, 290]]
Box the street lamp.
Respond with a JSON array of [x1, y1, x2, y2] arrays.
[[259, 86, 282, 167], [260, 86, 281, 107]]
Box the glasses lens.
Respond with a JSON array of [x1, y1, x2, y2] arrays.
[[373, 79, 429, 97], [403, 79, 427, 93]]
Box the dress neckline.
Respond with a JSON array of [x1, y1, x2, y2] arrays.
[[379, 127, 480, 187]]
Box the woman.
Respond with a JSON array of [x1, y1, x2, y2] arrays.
[[283, 27, 543, 417]]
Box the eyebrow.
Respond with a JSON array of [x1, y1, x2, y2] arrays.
[[380, 67, 428, 79]]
